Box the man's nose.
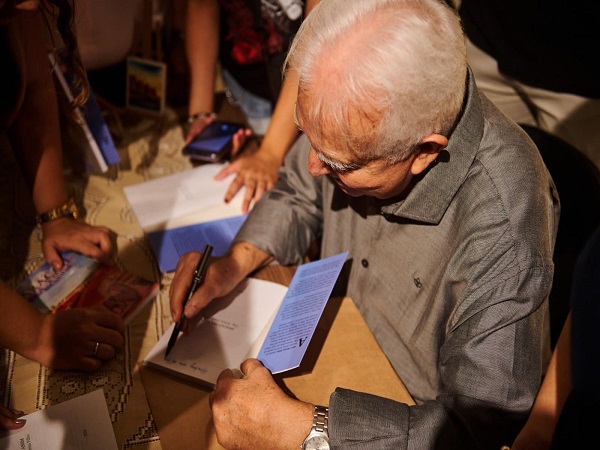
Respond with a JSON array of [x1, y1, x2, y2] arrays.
[[307, 149, 330, 177]]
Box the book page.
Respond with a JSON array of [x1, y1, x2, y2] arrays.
[[143, 278, 288, 387], [257, 252, 348, 374], [123, 164, 243, 231], [144, 252, 348, 385], [0, 389, 118, 450]]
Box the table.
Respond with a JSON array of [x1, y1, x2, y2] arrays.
[[140, 264, 413, 449], [0, 108, 412, 450]]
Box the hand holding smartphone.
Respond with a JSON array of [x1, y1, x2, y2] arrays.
[[182, 120, 245, 162]]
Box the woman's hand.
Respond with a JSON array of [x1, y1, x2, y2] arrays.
[[185, 114, 252, 149], [0, 404, 26, 431], [33, 306, 126, 371], [41, 218, 114, 270], [215, 147, 282, 213]]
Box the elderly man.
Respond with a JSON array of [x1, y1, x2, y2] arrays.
[[170, 0, 559, 448]]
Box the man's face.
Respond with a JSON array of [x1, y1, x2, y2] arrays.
[[296, 98, 416, 200], [306, 147, 415, 199]]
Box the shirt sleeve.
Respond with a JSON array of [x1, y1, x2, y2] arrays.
[[329, 264, 553, 449], [233, 134, 324, 265]]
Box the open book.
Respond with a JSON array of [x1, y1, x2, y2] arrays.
[[17, 252, 159, 324], [123, 163, 247, 272], [143, 252, 348, 387]]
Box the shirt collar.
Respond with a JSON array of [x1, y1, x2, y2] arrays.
[[378, 68, 484, 223]]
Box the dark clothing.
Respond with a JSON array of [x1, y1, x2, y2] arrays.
[[459, 0, 600, 98], [1, 11, 25, 131], [218, 0, 305, 103], [551, 225, 600, 448]]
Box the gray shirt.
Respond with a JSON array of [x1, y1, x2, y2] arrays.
[[234, 72, 560, 449]]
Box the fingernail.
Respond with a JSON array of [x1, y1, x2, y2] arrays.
[[52, 263, 61, 272], [14, 419, 26, 425]]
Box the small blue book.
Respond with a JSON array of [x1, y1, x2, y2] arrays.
[[49, 52, 120, 173]]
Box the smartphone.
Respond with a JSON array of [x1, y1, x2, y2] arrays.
[[182, 120, 245, 162]]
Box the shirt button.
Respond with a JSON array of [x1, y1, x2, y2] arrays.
[[361, 259, 369, 268]]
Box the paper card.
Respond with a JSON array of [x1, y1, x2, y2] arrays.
[[126, 56, 167, 116], [0, 389, 118, 450]]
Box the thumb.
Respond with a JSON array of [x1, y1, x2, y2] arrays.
[[44, 246, 63, 272]]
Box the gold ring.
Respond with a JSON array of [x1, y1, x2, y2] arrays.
[[93, 341, 100, 357]]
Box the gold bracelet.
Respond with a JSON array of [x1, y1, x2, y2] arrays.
[[36, 198, 80, 224]]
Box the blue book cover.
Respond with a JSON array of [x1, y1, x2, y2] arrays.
[[49, 52, 120, 173], [147, 215, 246, 273], [83, 88, 120, 166]]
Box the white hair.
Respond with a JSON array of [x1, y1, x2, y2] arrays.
[[286, 0, 467, 163]]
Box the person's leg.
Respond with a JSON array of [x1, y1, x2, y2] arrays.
[[550, 225, 600, 449], [221, 70, 272, 136], [466, 38, 536, 126], [514, 82, 600, 170], [468, 38, 600, 170]]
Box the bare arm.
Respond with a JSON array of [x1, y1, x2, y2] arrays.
[[510, 313, 572, 450], [186, 0, 220, 117], [9, 10, 69, 216], [0, 281, 125, 371], [8, 10, 114, 270], [214, 0, 321, 213]]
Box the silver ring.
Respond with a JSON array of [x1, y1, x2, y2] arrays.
[[93, 341, 100, 357]]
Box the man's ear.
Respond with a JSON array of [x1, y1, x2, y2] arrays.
[[410, 133, 448, 175]]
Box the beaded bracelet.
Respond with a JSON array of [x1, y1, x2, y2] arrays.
[[36, 198, 79, 225], [186, 112, 217, 127]]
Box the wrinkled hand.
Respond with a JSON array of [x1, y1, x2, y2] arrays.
[[214, 148, 281, 213], [209, 359, 313, 450], [35, 306, 125, 371], [170, 251, 244, 322], [41, 218, 114, 270], [0, 404, 26, 431]]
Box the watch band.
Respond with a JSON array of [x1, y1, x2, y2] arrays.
[[36, 198, 80, 224], [312, 405, 328, 436], [301, 405, 329, 450]]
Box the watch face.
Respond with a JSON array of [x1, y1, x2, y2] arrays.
[[304, 435, 330, 450]]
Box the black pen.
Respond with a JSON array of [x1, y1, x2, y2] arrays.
[[165, 244, 213, 358]]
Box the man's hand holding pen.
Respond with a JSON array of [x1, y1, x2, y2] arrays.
[[166, 244, 213, 357], [169, 242, 274, 325]]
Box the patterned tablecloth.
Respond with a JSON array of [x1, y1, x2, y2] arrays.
[[1, 106, 414, 450], [1, 108, 196, 449]]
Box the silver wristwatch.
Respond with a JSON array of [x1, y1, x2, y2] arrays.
[[301, 405, 330, 450]]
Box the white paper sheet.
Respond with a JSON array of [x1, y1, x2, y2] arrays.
[[0, 389, 118, 450], [123, 164, 243, 232]]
